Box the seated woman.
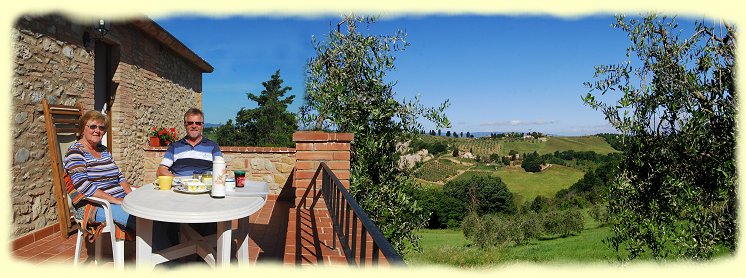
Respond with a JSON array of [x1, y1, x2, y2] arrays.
[[63, 110, 135, 232]]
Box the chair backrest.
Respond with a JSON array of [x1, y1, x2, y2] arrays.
[[42, 99, 83, 239]]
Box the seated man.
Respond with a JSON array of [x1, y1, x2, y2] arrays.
[[157, 108, 222, 177], [158, 108, 222, 239]]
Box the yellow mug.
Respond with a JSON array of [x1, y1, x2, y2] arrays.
[[157, 175, 174, 190]]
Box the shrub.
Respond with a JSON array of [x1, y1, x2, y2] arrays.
[[461, 212, 481, 240], [562, 208, 585, 236], [589, 203, 611, 227], [463, 214, 515, 249], [542, 210, 564, 236], [530, 195, 550, 213], [518, 211, 544, 243], [543, 209, 584, 237], [482, 214, 514, 247]]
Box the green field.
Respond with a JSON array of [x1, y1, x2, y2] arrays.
[[414, 159, 465, 182], [405, 221, 615, 267], [453, 165, 584, 204], [500, 136, 618, 156], [455, 139, 500, 157], [544, 136, 619, 154]]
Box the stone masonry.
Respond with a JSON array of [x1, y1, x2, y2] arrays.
[[11, 14, 209, 238], [142, 146, 296, 194]]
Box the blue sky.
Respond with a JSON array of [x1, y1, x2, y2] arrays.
[[153, 14, 691, 136]]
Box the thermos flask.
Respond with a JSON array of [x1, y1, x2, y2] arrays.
[[211, 156, 226, 198]]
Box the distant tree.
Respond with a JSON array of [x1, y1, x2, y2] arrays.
[[446, 130, 451, 137], [453, 132, 459, 138], [444, 175, 515, 216], [501, 156, 511, 165], [227, 69, 297, 147], [430, 130, 436, 136], [466, 131, 471, 138], [452, 146, 459, 157], [521, 151, 542, 172], [583, 14, 736, 259], [508, 149, 518, 159], [489, 153, 501, 164], [215, 119, 240, 146], [427, 142, 448, 155], [469, 147, 473, 154], [596, 133, 626, 151], [461, 131, 464, 137], [438, 129, 441, 136]]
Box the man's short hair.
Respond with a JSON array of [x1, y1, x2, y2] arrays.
[[184, 108, 204, 122]]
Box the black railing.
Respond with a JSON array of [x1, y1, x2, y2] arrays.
[[306, 163, 406, 267]]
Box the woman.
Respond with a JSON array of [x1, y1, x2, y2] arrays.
[[63, 110, 135, 231]]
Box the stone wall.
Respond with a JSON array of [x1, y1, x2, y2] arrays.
[[10, 14, 205, 238], [143, 146, 296, 195]]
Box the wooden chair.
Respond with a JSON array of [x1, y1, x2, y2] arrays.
[[42, 99, 124, 269]]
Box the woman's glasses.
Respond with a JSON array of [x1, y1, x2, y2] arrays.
[[87, 124, 107, 131], [185, 121, 203, 126]]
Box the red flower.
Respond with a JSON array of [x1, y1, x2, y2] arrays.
[[148, 125, 179, 143]]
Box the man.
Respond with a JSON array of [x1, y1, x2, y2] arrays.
[[156, 108, 222, 251], [158, 108, 222, 177]]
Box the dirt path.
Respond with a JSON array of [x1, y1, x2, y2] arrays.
[[541, 163, 553, 171], [443, 166, 475, 183], [441, 156, 474, 166]]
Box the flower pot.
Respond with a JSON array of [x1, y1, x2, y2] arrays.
[[149, 136, 161, 147]]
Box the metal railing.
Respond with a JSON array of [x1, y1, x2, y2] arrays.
[[306, 162, 406, 267]]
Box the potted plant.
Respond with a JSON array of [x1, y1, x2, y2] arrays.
[[148, 126, 178, 146]]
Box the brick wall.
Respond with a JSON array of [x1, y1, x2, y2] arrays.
[[291, 131, 353, 206]]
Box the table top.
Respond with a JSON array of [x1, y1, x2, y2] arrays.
[[122, 185, 266, 223]]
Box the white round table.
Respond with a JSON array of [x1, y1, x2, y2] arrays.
[[122, 185, 266, 270]]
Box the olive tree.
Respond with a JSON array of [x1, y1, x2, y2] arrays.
[[583, 14, 736, 260], [299, 15, 450, 253]]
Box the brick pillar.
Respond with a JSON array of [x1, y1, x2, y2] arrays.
[[292, 131, 353, 206]]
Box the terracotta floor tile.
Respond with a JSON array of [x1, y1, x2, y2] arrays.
[[12, 199, 358, 267]]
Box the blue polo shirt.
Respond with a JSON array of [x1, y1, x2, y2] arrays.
[[160, 136, 222, 177]]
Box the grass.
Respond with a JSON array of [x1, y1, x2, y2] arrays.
[[414, 160, 461, 182], [544, 136, 619, 154], [453, 165, 585, 205], [405, 223, 616, 267], [406, 220, 734, 268], [500, 136, 618, 156]]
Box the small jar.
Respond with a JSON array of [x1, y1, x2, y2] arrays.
[[225, 177, 236, 192], [234, 170, 246, 188], [202, 171, 213, 185], [192, 171, 204, 182]]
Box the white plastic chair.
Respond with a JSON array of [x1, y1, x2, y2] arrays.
[[72, 196, 125, 269], [42, 99, 125, 269]]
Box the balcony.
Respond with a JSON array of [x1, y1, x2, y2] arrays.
[[12, 193, 349, 267]]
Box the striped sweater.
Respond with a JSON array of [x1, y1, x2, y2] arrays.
[[63, 141, 127, 198]]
